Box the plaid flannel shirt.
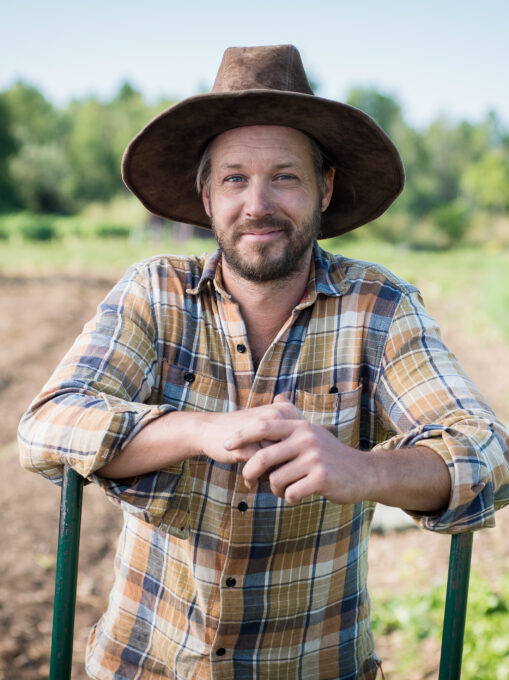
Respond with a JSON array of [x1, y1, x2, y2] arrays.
[[18, 244, 509, 680]]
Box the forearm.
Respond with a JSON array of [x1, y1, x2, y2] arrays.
[[98, 410, 205, 478], [368, 445, 451, 512]]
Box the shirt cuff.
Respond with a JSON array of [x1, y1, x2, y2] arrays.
[[373, 423, 495, 533]]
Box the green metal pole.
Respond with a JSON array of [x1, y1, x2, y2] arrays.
[[438, 532, 474, 680], [49, 466, 84, 680]]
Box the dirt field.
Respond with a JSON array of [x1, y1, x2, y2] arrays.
[[1, 273, 508, 679]]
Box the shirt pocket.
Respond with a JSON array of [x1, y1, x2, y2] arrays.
[[160, 361, 229, 413], [294, 385, 362, 446]]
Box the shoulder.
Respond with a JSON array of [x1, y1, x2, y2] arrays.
[[121, 252, 212, 293], [131, 252, 209, 277], [317, 246, 419, 299]]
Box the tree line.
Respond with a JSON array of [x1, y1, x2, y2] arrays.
[[1, 81, 508, 245]]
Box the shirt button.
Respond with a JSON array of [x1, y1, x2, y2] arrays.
[[216, 647, 226, 656], [184, 371, 195, 383], [236, 343, 246, 353], [237, 501, 248, 512], [328, 385, 339, 394], [225, 577, 236, 588]]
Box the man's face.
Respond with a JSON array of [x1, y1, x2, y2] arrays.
[[201, 125, 334, 283]]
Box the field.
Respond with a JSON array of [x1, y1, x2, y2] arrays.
[[1, 234, 508, 679]]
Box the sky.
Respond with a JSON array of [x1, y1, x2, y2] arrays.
[[1, 0, 508, 128]]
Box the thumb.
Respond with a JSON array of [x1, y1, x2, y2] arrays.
[[273, 393, 291, 404]]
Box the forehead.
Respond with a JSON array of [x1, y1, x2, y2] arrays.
[[210, 125, 314, 165]]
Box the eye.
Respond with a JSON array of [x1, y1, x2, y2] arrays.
[[274, 173, 297, 182], [224, 175, 245, 183]]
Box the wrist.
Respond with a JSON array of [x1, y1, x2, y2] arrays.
[[166, 410, 210, 459], [360, 449, 383, 503]]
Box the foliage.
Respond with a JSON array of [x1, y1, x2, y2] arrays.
[[432, 200, 470, 245], [346, 87, 403, 136], [0, 94, 18, 210], [463, 150, 509, 212], [371, 570, 509, 679], [16, 214, 59, 241], [1, 79, 508, 246], [0, 80, 175, 215], [94, 223, 132, 238]]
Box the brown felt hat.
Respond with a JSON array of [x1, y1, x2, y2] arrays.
[[122, 44, 404, 238]]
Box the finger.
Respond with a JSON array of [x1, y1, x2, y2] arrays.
[[273, 394, 291, 404], [283, 475, 318, 505], [242, 438, 297, 487], [266, 451, 314, 498], [225, 442, 260, 463], [224, 419, 296, 451], [272, 394, 305, 420]]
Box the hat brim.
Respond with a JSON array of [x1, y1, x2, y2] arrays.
[[122, 90, 404, 239]]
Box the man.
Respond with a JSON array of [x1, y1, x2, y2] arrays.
[[19, 45, 509, 679]]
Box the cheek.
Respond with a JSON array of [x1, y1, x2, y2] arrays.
[[210, 193, 242, 224], [284, 193, 317, 221]]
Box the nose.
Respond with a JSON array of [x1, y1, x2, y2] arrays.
[[244, 180, 275, 219]]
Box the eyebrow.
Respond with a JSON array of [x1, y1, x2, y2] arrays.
[[218, 161, 299, 170]]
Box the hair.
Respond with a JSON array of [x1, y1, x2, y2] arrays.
[[195, 131, 335, 198]]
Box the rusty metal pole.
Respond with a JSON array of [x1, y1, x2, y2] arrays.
[[438, 532, 474, 680], [49, 466, 84, 680]]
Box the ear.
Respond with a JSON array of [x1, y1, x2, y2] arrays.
[[321, 167, 335, 212], [202, 184, 211, 218]]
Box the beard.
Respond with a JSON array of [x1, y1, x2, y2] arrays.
[[211, 207, 322, 283]]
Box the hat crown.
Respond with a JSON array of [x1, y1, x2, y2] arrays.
[[212, 45, 314, 95]]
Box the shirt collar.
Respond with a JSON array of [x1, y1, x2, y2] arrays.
[[186, 249, 227, 297], [186, 243, 351, 302]]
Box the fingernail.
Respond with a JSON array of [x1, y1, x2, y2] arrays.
[[224, 439, 232, 449]]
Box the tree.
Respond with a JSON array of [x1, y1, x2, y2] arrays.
[[0, 94, 19, 209], [346, 87, 403, 137], [2, 82, 71, 212], [462, 150, 509, 213]]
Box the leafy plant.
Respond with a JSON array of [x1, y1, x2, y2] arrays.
[[371, 570, 509, 679], [432, 200, 470, 246], [94, 223, 132, 239], [19, 219, 58, 241]]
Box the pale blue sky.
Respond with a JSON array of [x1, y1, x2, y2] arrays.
[[1, 0, 507, 128]]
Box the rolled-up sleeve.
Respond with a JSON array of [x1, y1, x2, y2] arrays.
[[17, 263, 191, 536], [374, 289, 509, 533]]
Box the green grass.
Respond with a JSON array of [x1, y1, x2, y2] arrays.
[[0, 233, 214, 275], [371, 570, 509, 679]]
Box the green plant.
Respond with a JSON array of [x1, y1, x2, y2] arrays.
[[432, 200, 470, 245], [19, 219, 58, 241], [94, 223, 132, 239], [371, 570, 509, 679]]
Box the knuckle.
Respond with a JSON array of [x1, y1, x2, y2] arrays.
[[260, 420, 272, 437], [314, 466, 328, 486], [256, 449, 269, 467], [300, 425, 316, 446]]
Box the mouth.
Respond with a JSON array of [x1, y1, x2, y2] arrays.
[[236, 220, 291, 243], [240, 229, 285, 242]]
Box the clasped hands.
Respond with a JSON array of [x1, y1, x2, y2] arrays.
[[199, 394, 374, 506]]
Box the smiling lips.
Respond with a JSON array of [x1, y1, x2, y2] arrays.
[[235, 218, 292, 243], [240, 229, 285, 242]]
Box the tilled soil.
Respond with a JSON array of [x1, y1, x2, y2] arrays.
[[1, 272, 508, 680]]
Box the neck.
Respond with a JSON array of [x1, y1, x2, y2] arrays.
[[220, 249, 312, 366]]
